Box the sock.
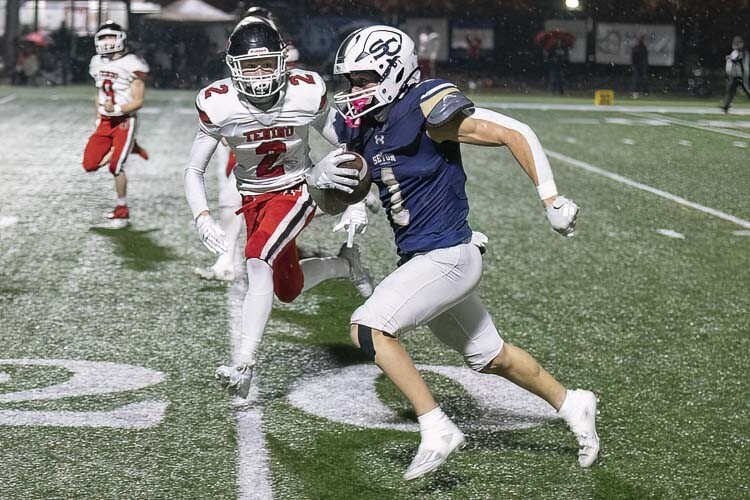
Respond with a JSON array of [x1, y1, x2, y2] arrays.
[[300, 256, 350, 292], [116, 197, 127, 206], [236, 259, 274, 366], [557, 389, 574, 420], [417, 406, 450, 432]]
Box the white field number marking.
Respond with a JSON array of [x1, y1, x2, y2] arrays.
[[0, 359, 167, 428], [288, 364, 557, 432]]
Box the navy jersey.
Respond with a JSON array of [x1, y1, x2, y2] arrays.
[[334, 79, 473, 256]]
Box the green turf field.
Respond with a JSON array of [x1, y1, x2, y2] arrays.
[[0, 85, 748, 499]]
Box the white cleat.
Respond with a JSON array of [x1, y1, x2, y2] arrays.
[[194, 265, 235, 282], [214, 363, 254, 399], [403, 423, 466, 481], [338, 243, 374, 298], [559, 389, 600, 468]]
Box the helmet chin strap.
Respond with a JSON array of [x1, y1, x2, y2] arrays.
[[241, 89, 281, 111]]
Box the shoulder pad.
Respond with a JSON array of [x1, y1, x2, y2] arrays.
[[424, 91, 474, 128], [285, 69, 327, 114], [195, 78, 235, 133], [123, 53, 150, 75], [417, 80, 474, 127]]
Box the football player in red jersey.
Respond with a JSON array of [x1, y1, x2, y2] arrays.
[[195, 7, 303, 280], [82, 20, 149, 225], [185, 19, 372, 400]]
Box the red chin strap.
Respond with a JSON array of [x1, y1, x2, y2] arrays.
[[344, 97, 371, 128]]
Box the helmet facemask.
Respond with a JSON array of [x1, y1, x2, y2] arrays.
[[333, 71, 384, 128], [95, 29, 126, 56], [226, 48, 287, 101]]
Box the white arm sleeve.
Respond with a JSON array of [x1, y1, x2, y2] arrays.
[[311, 107, 342, 147], [184, 128, 220, 220], [471, 107, 558, 200]]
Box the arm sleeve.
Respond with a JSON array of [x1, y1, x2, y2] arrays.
[[471, 107, 558, 199], [184, 128, 220, 220], [311, 107, 342, 147]]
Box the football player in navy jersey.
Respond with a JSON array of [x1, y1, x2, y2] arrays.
[[309, 25, 599, 480]]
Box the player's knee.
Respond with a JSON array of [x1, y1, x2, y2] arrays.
[[471, 341, 506, 373], [274, 283, 301, 303], [82, 159, 100, 172], [479, 342, 515, 375], [352, 324, 376, 361]]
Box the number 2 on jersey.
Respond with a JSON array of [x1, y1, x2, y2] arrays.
[[256, 140, 287, 178]]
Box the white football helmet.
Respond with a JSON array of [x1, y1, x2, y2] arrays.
[[333, 25, 420, 122], [95, 20, 126, 56]]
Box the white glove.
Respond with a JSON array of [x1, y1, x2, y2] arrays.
[[545, 196, 579, 237], [333, 202, 368, 243], [195, 213, 228, 255], [470, 231, 488, 253], [305, 148, 359, 193]]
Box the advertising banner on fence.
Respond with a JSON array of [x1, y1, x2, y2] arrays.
[[596, 23, 675, 66]]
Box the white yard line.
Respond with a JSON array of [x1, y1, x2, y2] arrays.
[[481, 102, 750, 115], [545, 149, 750, 229], [229, 273, 273, 500], [627, 112, 750, 140], [0, 94, 18, 105]]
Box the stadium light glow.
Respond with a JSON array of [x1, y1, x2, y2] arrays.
[[566, 0, 580, 9]]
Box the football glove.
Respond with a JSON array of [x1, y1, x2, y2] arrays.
[[333, 202, 368, 237], [545, 196, 579, 237], [305, 148, 359, 194], [470, 231, 488, 253], [195, 213, 227, 255]]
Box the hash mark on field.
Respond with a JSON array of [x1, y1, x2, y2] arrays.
[[546, 150, 750, 229], [733, 230, 750, 236], [656, 229, 685, 239], [0, 216, 19, 227], [0, 95, 17, 105], [0, 372, 10, 383], [733, 141, 748, 148]]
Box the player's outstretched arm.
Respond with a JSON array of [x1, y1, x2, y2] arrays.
[[427, 107, 579, 237], [184, 129, 220, 220]]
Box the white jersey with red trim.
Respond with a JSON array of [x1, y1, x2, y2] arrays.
[[195, 69, 328, 195], [89, 53, 149, 117]]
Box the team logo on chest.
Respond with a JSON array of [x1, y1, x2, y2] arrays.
[[243, 126, 295, 142], [374, 134, 385, 145]]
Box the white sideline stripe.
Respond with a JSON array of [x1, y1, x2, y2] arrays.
[[482, 102, 750, 115], [229, 267, 273, 500], [546, 149, 750, 229], [628, 112, 750, 139], [0, 95, 17, 105]]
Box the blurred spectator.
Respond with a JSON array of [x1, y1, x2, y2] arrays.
[[631, 35, 649, 98], [546, 38, 568, 95], [722, 35, 750, 113], [22, 46, 41, 85], [418, 26, 440, 80]]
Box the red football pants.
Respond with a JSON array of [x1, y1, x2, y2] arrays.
[[238, 184, 316, 303], [82, 115, 136, 175]]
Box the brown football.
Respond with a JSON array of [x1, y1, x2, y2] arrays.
[[332, 152, 372, 205]]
